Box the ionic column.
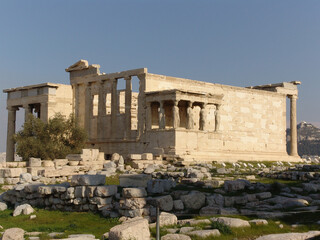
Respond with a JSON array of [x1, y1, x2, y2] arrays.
[[173, 100, 180, 129], [98, 81, 107, 139], [187, 101, 194, 129], [6, 106, 18, 162], [289, 95, 298, 156], [146, 102, 152, 130], [24, 104, 31, 122], [159, 101, 166, 129], [215, 104, 221, 132], [199, 103, 207, 131], [124, 77, 132, 139], [85, 83, 92, 137], [111, 78, 118, 138]]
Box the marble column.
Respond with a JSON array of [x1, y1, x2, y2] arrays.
[[146, 102, 152, 130], [125, 77, 132, 139], [173, 100, 180, 129], [159, 101, 166, 129], [111, 78, 118, 138], [187, 101, 194, 129], [137, 74, 147, 139], [6, 106, 17, 162], [98, 81, 106, 140], [199, 103, 207, 131], [289, 95, 298, 156], [215, 104, 221, 132], [24, 104, 31, 122], [85, 83, 92, 138]]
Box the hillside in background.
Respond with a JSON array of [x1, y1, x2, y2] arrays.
[[287, 122, 320, 156]]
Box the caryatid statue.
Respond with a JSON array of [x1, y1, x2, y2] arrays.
[[187, 101, 194, 129], [200, 103, 207, 131], [173, 100, 180, 128], [159, 101, 166, 129]]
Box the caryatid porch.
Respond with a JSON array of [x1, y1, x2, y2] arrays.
[[145, 89, 224, 132]]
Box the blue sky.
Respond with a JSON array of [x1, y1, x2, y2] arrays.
[[0, 0, 319, 152]]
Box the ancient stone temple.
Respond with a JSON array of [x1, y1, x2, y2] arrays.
[[4, 60, 301, 163]]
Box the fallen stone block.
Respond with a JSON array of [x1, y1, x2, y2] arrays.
[[154, 195, 174, 211], [255, 231, 320, 240], [159, 212, 178, 227], [27, 167, 44, 176], [71, 175, 106, 186], [42, 160, 55, 167], [249, 219, 268, 225], [109, 217, 150, 240], [211, 217, 250, 228], [54, 159, 69, 167], [122, 187, 147, 198], [119, 198, 147, 210], [119, 174, 151, 188], [180, 191, 206, 210], [2, 227, 25, 240], [95, 185, 118, 197], [173, 200, 184, 210], [161, 234, 191, 240], [0, 202, 8, 211], [141, 153, 153, 160], [188, 229, 220, 238], [0, 168, 26, 178], [29, 157, 42, 167], [19, 173, 33, 183], [128, 154, 142, 160], [13, 204, 35, 217], [224, 179, 247, 192]]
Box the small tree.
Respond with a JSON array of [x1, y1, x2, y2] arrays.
[[14, 113, 87, 161]]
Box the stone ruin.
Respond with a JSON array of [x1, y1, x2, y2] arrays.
[[3, 59, 301, 164]]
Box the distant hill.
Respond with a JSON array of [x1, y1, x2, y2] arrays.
[[287, 122, 320, 156]]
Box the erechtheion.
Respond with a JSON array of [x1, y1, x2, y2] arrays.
[[4, 60, 301, 163]]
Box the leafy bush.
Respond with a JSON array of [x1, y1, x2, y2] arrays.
[[14, 113, 87, 161], [211, 221, 233, 234]]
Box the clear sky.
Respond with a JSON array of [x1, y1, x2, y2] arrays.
[[0, 0, 319, 152]]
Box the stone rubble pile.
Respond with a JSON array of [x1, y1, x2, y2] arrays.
[[2, 171, 320, 220]]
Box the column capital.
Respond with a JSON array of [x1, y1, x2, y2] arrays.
[[7, 106, 18, 111], [288, 94, 298, 100], [124, 76, 132, 81]]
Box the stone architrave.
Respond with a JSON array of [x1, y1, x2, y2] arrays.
[[187, 102, 194, 129], [173, 100, 180, 128]]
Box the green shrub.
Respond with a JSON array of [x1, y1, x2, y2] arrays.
[[211, 221, 233, 234], [14, 113, 87, 161]]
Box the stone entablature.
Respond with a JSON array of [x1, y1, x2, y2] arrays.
[[3, 59, 301, 163]]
